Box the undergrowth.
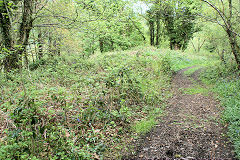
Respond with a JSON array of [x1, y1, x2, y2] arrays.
[[2, 46, 236, 159], [201, 62, 240, 158], [0, 47, 173, 159]]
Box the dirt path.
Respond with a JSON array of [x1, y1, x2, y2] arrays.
[[128, 67, 236, 159]]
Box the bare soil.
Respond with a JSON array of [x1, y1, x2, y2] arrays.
[[125, 67, 236, 159]]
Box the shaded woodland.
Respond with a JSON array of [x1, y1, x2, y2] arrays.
[[1, 0, 240, 159]]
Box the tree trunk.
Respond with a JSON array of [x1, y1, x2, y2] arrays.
[[38, 29, 43, 59], [227, 0, 240, 70], [227, 30, 240, 70], [149, 19, 155, 46], [99, 38, 104, 53], [0, 8, 18, 71], [170, 41, 173, 50], [17, 0, 34, 61], [155, 13, 160, 46], [48, 34, 53, 56], [57, 38, 61, 56], [110, 40, 114, 51], [0, 0, 34, 71]]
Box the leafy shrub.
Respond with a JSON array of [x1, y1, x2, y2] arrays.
[[0, 48, 172, 159], [29, 59, 47, 71]]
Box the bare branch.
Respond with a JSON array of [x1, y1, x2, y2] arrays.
[[198, 13, 225, 28], [201, 0, 240, 38], [201, 0, 229, 30]]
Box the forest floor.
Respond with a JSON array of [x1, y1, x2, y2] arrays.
[[128, 66, 236, 159]]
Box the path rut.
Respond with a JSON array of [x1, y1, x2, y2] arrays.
[[128, 67, 236, 159]]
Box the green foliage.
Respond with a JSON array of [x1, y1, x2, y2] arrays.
[[183, 66, 202, 76], [72, 0, 145, 55], [133, 106, 163, 135], [29, 59, 47, 71], [153, 49, 215, 73], [147, 0, 198, 49], [0, 47, 172, 159], [181, 85, 209, 96], [165, 2, 197, 50], [201, 63, 240, 158], [133, 118, 156, 135]]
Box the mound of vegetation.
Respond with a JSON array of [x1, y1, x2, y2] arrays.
[[0, 47, 173, 159]]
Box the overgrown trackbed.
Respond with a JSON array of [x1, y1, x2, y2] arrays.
[[129, 67, 236, 159]]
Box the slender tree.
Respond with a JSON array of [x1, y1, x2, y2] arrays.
[[201, 0, 240, 69]]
